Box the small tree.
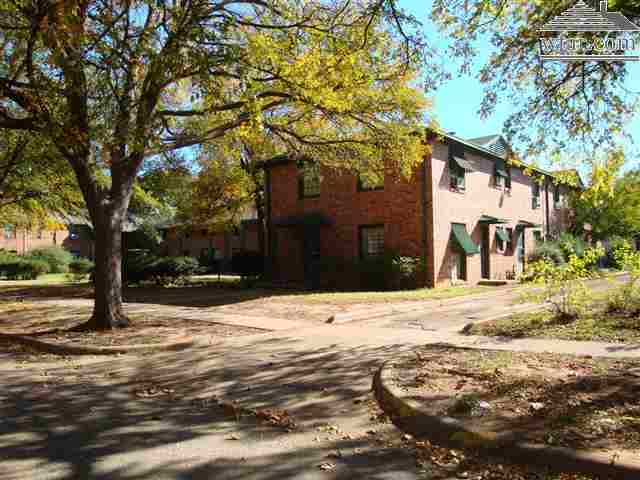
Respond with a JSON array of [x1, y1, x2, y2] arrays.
[[523, 246, 604, 321]]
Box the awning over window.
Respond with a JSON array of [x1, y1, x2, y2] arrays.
[[452, 156, 476, 172], [517, 220, 541, 229], [451, 223, 480, 255], [273, 212, 332, 227], [479, 215, 509, 224], [495, 227, 509, 243], [495, 158, 508, 177]]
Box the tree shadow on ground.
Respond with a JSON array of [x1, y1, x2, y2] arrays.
[[0, 337, 427, 479]]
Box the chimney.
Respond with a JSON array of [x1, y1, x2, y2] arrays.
[[600, 1, 608, 13]]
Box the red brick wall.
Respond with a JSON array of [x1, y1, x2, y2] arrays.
[[0, 228, 77, 255], [268, 162, 427, 286], [162, 224, 259, 259]]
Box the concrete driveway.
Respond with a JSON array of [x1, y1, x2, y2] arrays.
[[0, 274, 630, 479]]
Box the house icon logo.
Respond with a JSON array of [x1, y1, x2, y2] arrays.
[[540, 0, 640, 32], [538, 1, 640, 61]]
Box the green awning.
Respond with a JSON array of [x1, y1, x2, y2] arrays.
[[479, 215, 509, 224], [451, 223, 480, 255], [495, 158, 508, 177], [495, 227, 509, 243], [452, 156, 476, 172], [517, 220, 541, 229]]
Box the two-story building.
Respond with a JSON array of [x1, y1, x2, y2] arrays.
[[261, 131, 575, 289], [1, 222, 94, 258]]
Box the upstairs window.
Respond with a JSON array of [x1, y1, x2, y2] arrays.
[[298, 162, 321, 199], [494, 159, 510, 190], [449, 143, 473, 191], [359, 225, 384, 259], [553, 185, 561, 210], [532, 183, 541, 209]]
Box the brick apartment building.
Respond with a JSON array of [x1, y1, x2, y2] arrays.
[[0, 223, 93, 258], [262, 132, 575, 289], [160, 219, 260, 262]]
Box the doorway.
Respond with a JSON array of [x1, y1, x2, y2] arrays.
[[302, 226, 321, 290], [481, 225, 490, 279], [515, 227, 525, 275]]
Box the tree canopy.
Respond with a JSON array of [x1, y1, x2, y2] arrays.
[[0, 0, 430, 329], [431, 0, 640, 158], [572, 150, 640, 240], [0, 130, 83, 226]]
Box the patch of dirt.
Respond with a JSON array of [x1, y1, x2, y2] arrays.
[[0, 302, 265, 352], [392, 347, 640, 456]]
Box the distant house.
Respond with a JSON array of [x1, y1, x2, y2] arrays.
[[260, 131, 576, 289], [0, 222, 94, 258], [159, 219, 260, 267]]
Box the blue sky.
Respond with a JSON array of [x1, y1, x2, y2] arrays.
[[399, 0, 640, 169]]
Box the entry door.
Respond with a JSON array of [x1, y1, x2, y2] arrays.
[[481, 225, 490, 279], [303, 226, 321, 290], [515, 228, 525, 275]]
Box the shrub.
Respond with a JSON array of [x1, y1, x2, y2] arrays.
[[521, 245, 604, 321], [151, 256, 200, 285], [123, 253, 200, 286], [608, 236, 635, 270], [26, 246, 73, 273], [558, 233, 586, 261], [67, 258, 94, 282], [606, 249, 640, 316], [1, 258, 49, 280], [319, 252, 423, 291], [528, 242, 565, 266]]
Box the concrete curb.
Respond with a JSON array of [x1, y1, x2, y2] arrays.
[[0, 333, 196, 355], [373, 359, 640, 479]]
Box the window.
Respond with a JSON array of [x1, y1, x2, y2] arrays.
[[505, 228, 514, 251], [532, 183, 541, 209], [496, 227, 509, 252], [359, 225, 384, 259], [448, 143, 467, 191], [553, 185, 561, 210], [533, 230, 543, 244], [36, 230, 43, 240], [68, 226, 79, 240], [357, 171, 384, 191], [494, 159, 510, 189], [3, 225, 13, 239], [298, 162, 321, 199]]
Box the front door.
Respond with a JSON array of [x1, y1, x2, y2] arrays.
[[481, 225, 490, 279], [303, 226, 321, 290], [516, 228, 525, 275]]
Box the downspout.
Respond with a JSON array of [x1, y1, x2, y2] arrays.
[[420, 157, 430, 287], [544, 176, 551, 239], [265, 167, 273, 279]]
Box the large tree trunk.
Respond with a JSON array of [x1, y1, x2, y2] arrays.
[[84, 206, 130, 330]]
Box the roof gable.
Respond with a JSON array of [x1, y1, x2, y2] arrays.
[[467, 134, 510, 158]]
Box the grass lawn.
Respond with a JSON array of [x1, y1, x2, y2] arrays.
[[468, 309, 640, 343], [276, 284, 493, 304], [0, 273, 87, 288]]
